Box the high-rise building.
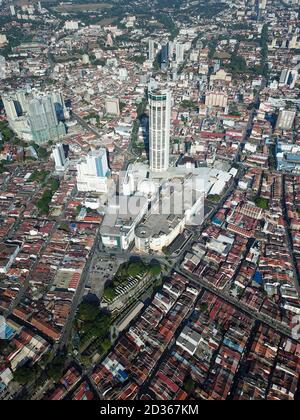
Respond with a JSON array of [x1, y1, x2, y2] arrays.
[[148, 88, 171, 173], [0, 55, 5, 80], [53, 143, 68, 172], [168, 41, 174, 60], [119, 68, 128, 81], [77, 149, 110, 193], [10, 5, 16, 16], [2, 96, 18, 120], [50, 90, 68, 121], [277, 109, 296, 130], [28, 95, 66, 144], [279, 69, 292, 85], [148, 39, 155, 62], [0, 315, 5, 339], [15, 90, 29, 115], [2, 90, 67, 144], [175, 42, 185, 64], [160, 44, 169, 70]]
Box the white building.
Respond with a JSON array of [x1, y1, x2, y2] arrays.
[[0, 34, 8, 46], [105, 97, 120, 116], [134, 177, 204, 253], [119, 68, 128, 81], [65, 21, 79, 31], [277, 109, 296, 130], [101, 194, 148, 251], [175, 42, 185, 64], [149, 88, 171, 173], [176, 326, 202, 356], [0, 56, 6, 80], [82, 54, 90, 64], [53, 143, 68, 173], [148, 39, 156, 62], [279, 69, 291, 86], [77, 149, 109, 193]]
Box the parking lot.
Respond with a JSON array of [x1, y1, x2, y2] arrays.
[[85, 254, 125, 299]]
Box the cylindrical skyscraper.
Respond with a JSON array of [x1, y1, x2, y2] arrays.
[[148, 88, 171, 173]]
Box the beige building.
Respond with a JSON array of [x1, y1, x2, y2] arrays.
[[105, 97, 120, 116], [210, 69, 232, 85], [205, 91, 228, 108], [0, 34, 8, 46], [277, 109, 297, 130]]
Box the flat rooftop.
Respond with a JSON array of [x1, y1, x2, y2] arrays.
[[135, 178, 204, 240], [100, 194, 148, 237]]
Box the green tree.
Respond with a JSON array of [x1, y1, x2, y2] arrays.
[[149, 263, 162, 277], [47, 354, 66, 382], [127, 261, 146, 277], [77, 303, 99, 322], [14, 364, 37, 384]]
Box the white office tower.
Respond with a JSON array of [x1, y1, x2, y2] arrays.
[[148, 88, 171, 173], [2, 96, 18, 120], [77, 149, 109, 193], [0, 56, 6, 80], [148, 40, 155, 62], [119, 68, 128, 81], [53, 143, 68, 173], [279, 69, 291, 86], [168, 41, 174, 60], [10, 5, 16, 16], [175, 43, 185, 64]]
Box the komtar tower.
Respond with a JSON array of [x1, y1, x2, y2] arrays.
[[148, 88, 171, 173]]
